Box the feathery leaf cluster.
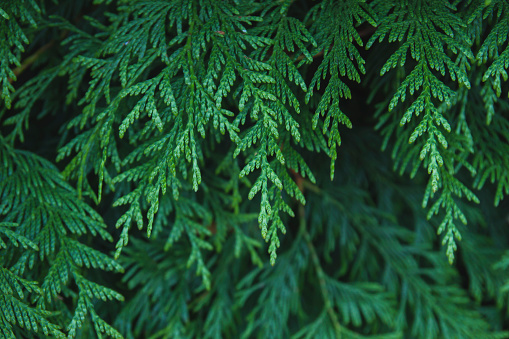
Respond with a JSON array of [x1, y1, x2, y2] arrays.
[[1, 0, 509, 338]]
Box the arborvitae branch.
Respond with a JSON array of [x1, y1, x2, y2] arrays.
[[2, 1, 509, 338]]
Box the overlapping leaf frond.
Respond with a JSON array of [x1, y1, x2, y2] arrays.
[[306, 0, 376, 179], [0, 221, 65, 339], [473, 0, 509, 99], [0, 138, 123, 338], [299, 130, 509, 338], [54, 0, 324, 266], [367, 0, 479, 263], [0, 0, 40, 109], [2, 0, 509, 338]]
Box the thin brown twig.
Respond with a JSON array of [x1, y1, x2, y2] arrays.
[[292, 169, 342, 337], [8, 40, 55, 84]]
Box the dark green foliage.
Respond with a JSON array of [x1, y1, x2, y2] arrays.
[[0, 0, 41, 110], [0, 138, 124, 338], [1, 0, 509, 338]]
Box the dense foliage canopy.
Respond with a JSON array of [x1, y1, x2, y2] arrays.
[[1, 0, 509, 338]]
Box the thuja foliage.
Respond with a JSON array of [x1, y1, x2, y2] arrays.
[[1, 0, 509, 337]]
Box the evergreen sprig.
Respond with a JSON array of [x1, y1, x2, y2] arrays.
[[0, 138, 123, 338], [0, 0, 41, 110], [0, 221, 64, 339], [306, 0, 376, 179], [367, 0, 479, 263], [2, 0, 509, 338]]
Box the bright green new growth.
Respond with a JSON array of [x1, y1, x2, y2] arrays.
[[2, 0, 509, 338]]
